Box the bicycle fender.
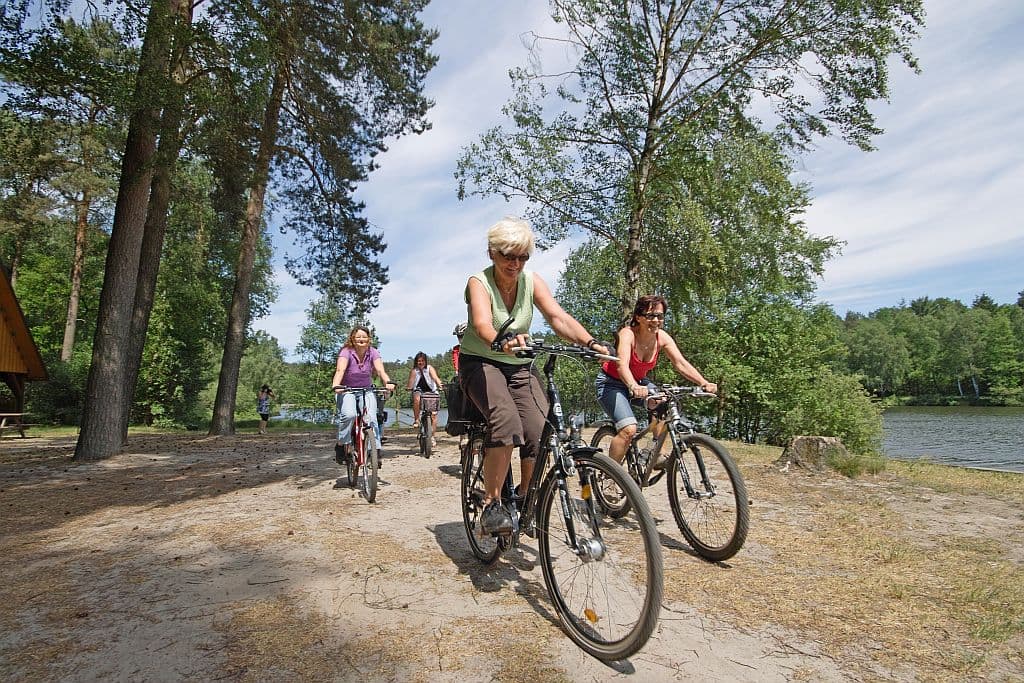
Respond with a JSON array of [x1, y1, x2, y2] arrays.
[[567, 446, 602, 458]]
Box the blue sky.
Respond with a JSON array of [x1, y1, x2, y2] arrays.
[[254, 0, 1024, 363]]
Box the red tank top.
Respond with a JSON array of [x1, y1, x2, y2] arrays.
[[602, 335, 659, 382]]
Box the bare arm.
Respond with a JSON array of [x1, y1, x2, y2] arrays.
[[467, 277, 499, 345], [661, 335, 716, 393], [428, 365, 443, 389], [406, 367, 417, 390], [614, 327, 647, 398]]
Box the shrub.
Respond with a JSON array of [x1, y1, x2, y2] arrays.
[[781, 368, 883, 455]]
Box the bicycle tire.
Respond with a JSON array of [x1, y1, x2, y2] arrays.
[[346, 431, 359, 488], [667, 433, 748, 561], [537, 450, 663, 661], [424, 417, 434, 458], [417, 416, 426, 455], [461, 433, 500, 564], [362, 431, 379, 503], [346, 449, 357, 487], [589, 425, 633, 518]]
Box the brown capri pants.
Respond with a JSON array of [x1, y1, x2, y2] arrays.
[[459, 355, 549, 459]]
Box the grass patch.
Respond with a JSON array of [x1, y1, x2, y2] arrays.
[[826, 448, 887, 477], [885, 458, 1024, 501]]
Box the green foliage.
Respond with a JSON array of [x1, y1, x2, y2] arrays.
[[24, 347, 91, 425], [781, 368, 884, 455], [842, 296, 1024, 405], [457, 0, 921, 312], [236, 332, 287, 416]]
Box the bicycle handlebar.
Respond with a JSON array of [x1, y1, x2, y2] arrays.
[[332, 385, 392, 397], [507, 339, 618, 363], [650, 384, 717, 399]]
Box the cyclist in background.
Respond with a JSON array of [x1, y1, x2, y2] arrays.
[[332, 325, 396, 466], [595, 294, 716, 466], [451, 323, 466, 373], [406, 351, 444, 443], [459, 217, 608, 535]]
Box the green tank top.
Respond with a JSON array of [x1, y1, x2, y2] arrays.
[[460, 266, 535, 365]]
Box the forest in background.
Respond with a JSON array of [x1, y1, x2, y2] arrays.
[[8, 1, 1010, 459]]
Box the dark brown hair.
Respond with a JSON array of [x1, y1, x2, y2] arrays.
[[628, 294, 668, 328]]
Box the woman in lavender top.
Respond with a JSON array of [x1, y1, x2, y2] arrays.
[[332, 325, 395, 463]]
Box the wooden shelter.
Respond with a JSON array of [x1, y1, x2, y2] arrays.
[[0, 265, 47, 412]]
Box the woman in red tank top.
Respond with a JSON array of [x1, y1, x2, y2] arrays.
[[595, 295, 717, 464]]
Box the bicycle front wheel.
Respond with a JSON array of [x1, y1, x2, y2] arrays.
[[460, 434, 500, 564], [423, 417, 434, 458], [589, 425, 633, 518], [667, 433, 748, 561], [362, 432, 379, 503], [537, 451, 663, 661]]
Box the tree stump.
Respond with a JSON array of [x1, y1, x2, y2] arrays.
[[775, 436, 849, 472]]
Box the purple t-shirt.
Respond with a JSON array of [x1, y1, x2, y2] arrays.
[[339, 346, 380, 388]]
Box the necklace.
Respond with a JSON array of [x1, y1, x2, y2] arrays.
[[635, 332, 657, 359]]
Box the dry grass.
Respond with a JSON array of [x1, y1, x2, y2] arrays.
[[662, 441, 1024, 681]]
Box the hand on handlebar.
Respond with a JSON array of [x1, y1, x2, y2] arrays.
[[629, 384, 650, 399]]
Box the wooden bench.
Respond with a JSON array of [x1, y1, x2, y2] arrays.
[[0, 413, 34, 439]]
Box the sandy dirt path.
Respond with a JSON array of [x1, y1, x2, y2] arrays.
[[1, 429, 1019, 681]]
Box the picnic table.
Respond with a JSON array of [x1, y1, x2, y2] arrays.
[[0, 413, 34, 438]]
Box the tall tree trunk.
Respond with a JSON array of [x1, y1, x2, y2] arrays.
[[60, 191, 90, 362], [208, 65, 286, 435], [74, 0, 175, 461], [121, 0, 193, 443], [623, 154, 654, 319]]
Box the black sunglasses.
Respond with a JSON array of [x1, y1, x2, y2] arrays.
[[496, 250, 530, 263], [640, 312, 665, 320]]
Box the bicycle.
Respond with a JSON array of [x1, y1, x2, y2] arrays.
[[459, 333, 663, 661], [416, 390, 440, 458], [589, 385, 749, 561], [333, 385, 390, 503]]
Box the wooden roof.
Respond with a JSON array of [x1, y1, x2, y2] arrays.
[[0, 265, 47, 381]]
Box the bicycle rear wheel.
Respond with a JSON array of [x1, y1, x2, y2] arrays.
[[537, 450, 663, 661], [667, 433, 748, 561], [362, 431, 379, 503], [589, 425, 633, 518], [460, 433, 500, 564]]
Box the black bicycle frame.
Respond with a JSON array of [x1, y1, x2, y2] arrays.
[[512, 352, 599, 546]]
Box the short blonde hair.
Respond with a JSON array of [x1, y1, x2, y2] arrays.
[[487, 216, 534, 256]]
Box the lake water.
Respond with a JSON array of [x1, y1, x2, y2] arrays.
[[281, 405, 1022, 474], [882, 406, 1024, 473]]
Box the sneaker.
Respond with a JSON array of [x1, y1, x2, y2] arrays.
[[480, 500, 514, 535], [431, 437, 437, 448], [334, 443, 348, 465]]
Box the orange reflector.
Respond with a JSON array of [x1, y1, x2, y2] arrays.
[[584, 608, 599, 623], [581, 484, 592, 500]]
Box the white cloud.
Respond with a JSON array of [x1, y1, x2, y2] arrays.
[[805, 0, 1024, 313]]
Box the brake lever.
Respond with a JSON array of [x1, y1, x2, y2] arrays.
[[490, 316, 516, 352]]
